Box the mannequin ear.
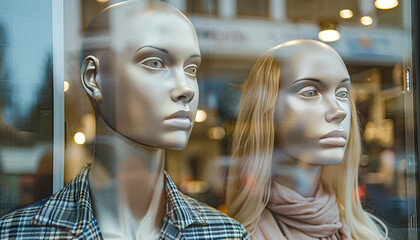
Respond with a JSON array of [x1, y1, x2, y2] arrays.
[[81, 55, 102, 103]]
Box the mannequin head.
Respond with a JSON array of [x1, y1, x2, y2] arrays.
[[272, 40, 351, 166], [80, 1, 200, 150], [226, 40, 386, 239]]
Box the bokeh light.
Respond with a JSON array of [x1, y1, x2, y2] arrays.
[[74, 132, 86, 145], [339, 9, 353, 19], [195, 110, 207, 122]]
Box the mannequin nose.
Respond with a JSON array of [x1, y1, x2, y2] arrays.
[[170, 72, 195, 103], [325, 99, 347, 123]]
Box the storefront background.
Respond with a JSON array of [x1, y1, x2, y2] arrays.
[[1, 0, 419, 239]]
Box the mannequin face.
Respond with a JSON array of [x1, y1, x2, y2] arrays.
[[274, 43, 351, 166], [94, 12, 200, 150]]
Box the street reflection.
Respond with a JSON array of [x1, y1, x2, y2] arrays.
[[0, 0, 53, 217]]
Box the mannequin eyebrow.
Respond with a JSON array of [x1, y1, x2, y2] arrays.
[[292, 78, 320, 84], [135, 46, 201, 59], [292, 78, 351, 84], [136, 45, 168, 53]]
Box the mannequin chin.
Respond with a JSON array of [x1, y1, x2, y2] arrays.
[[310, 147, 347, 165]]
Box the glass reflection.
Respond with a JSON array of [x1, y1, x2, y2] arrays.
[[63, 0, 414, 238], [0, 0, 53, 217]]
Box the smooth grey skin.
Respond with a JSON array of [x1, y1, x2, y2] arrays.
[[80, 1, 201, 239], [270, 40, 351, 197]]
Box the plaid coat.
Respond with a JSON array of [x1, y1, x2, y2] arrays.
[[0, 164, 248, 239]]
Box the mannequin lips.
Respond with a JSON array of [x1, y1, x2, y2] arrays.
[[164, 110, 193, 129], [319, 130, 347, 147]]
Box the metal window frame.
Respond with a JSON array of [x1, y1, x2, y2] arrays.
[[52, 0, 65, 193], [412, 0, 420, 237]]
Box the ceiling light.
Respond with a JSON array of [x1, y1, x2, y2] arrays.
[[361, 16, 373, 25], [375, 0, 398, 10], [339, 9, 353, 19], [318, 29, 341, 42], [318, 21, 340, 42]]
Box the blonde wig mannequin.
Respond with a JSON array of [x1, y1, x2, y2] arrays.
[[226, 40, 388, 239]]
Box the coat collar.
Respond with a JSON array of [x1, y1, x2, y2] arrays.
[[31, 163, 207, 237], [32, 163, 93, 236], [163, 171, 208, 229]]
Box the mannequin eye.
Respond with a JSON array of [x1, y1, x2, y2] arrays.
[[336, 88, 349, 99], [299, 88, 319, 98], [140, 57, 166, 70], [184, 64, 198, 77]]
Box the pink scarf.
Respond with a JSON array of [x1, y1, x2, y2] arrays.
[[252, 181, 351, 240]]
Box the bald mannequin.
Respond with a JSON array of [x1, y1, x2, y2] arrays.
[[80, 2, 199, 239], [0, 1, 248, 239]]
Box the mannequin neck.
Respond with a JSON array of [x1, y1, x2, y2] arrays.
[[271, 150, 321, 198], [88, 116, 166, 239]]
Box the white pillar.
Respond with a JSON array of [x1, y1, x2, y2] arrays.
[[402, 0, 411, 30], [269, 0, 286, 21], [171, 0, 187, 13], [52, 0, 65, 193], [359, 0, 375, 15], [64, 0, 82, 53], [218, 0, 236, 18], [359, 0, 377, 26]]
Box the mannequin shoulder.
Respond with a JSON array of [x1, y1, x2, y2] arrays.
[[179, 192, 249, 239]]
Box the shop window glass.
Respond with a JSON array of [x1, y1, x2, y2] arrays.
[[0, 0, 411, 238], [0, 0, 53, 217]]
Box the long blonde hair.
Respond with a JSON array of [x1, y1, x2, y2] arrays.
[[226, 51, 387, 239]]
